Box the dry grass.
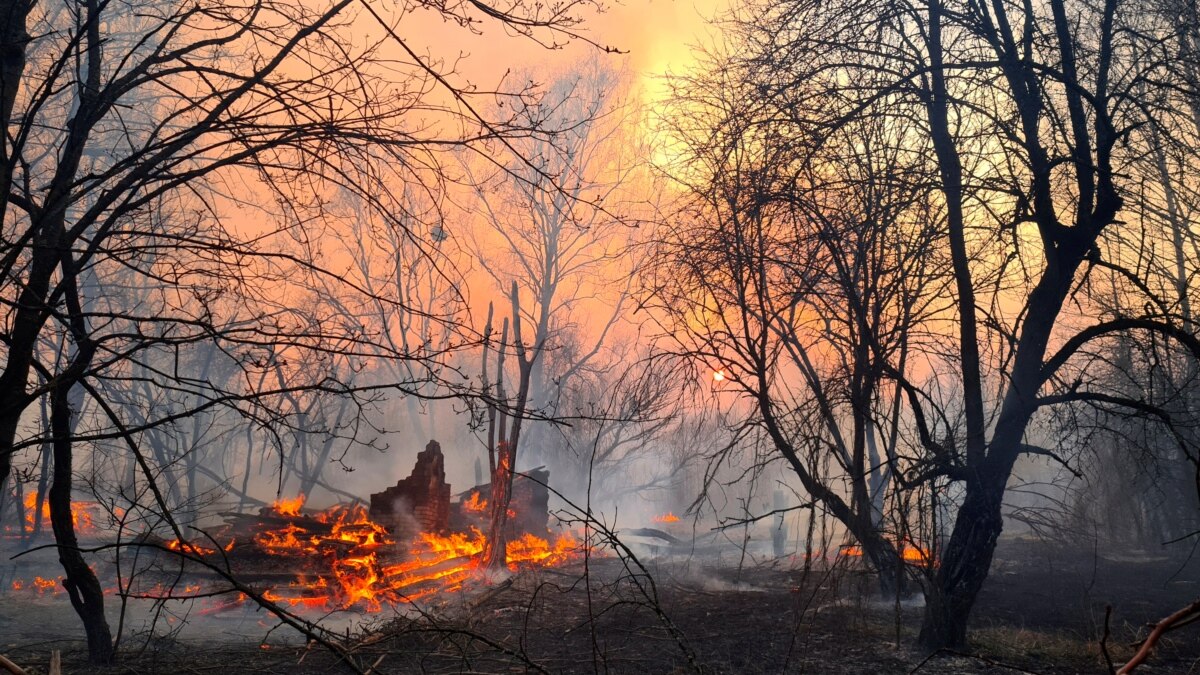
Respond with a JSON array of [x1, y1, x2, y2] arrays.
[[970, 624, 1129, 671]]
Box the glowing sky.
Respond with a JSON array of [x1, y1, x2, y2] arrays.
[[392, 0, 728, 108]]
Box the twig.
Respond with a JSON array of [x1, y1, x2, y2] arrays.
[[0, 654, 26, 675], [1119, 598, 1200, 674], [1100, 604, 1115, 674], [364, 654, 386, 674]]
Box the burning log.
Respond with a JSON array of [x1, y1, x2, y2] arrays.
[[369, 440, 452, 536]]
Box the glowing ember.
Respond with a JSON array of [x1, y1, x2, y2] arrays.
[[653, 512, 681, 523]]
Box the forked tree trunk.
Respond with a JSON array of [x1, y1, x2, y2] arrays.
[[48, 382, 114, 664], [917, 478, 1005, 649], [481, 442, 514, 571], [481, 283, 537, 572]]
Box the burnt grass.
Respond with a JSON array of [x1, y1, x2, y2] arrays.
[[2, 537, 1199, 674]]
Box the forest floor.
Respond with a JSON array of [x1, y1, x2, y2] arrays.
[[1, 536, 1198, 674]]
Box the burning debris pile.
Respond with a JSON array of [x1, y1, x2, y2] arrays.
[[171, 440, 577, 613], [4, 440, 580, 614]]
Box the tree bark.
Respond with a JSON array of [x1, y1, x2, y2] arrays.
[[49, 381, 114, 665]]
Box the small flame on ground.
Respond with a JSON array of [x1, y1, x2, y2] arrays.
[[653, 512, 681, 524], [22, 492, 97, 534], [839, 542, 932, 564]]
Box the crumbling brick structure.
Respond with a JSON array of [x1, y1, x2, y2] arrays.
[[369, 440, 451, 535]]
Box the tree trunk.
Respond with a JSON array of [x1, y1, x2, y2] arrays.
[[917, 475, 1006, 649], [49, 382, 114, 665], [481, 442, 513, 571]]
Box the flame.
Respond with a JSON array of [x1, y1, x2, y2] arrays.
[[653, 512, 681, 523], [22, 492, 97, 534], [10, 576, 63, 595], [7, 493, 586, 612], [839, 541, 932, 564], [235, 498, 583, 612], [164, 538, 234, 556], [271, 495, 306, 517], [463, 492, 488, 513], [507, 532, 578, 566]]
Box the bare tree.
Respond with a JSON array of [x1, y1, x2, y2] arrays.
[[463, 60, 643, 467], [654, 50, 946, 595], [0, 0, 605, 662], [698, 0, 1200, 649]]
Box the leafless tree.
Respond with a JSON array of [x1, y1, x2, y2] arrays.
[[0, 0, 606, 662], [463, 60, 642, 462], [693, 0, 1200, 650], [653, 49, 947, 595]]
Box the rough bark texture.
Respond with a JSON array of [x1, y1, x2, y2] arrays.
[[49, 381, 114, 665], [481, 444, 514, 571]]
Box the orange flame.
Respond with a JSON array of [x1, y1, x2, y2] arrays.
[[653, 512, 681, 524], [271, 495, 306, 517], [463, 492, 488, 513], [22, 492, 97, 534], [164, 538, 235, 556], [10, 576, 64, 594], [236, 498, 583, 612], [839, 541, 932, 565]]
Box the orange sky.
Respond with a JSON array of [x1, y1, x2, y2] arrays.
[[388, 0, 727, 108]]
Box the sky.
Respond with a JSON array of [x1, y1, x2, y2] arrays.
[[393, 0, 729, 109]]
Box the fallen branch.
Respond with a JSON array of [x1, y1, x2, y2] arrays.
[[0, 654, 26, 675], [1119, 597, 1200, 674]]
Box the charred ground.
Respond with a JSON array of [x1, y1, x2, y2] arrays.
[[1, 537, 1196, 674]]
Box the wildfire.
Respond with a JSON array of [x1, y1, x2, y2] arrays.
[[7, 492, 585, 612], [236, 498, 583, 612], [653, 512, 681, 524]]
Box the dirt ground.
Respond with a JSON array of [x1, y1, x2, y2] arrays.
[[1, 537, 1198, 674]]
